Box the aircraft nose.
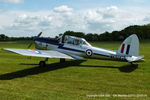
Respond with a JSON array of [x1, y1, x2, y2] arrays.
[[33, 37, 37, 41], [33, 37, 39, 41]]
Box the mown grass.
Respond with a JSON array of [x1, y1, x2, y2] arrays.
[[0, 40, 149, 100]]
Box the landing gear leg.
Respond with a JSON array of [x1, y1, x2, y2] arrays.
[[45, 58, 48, 62], [60, 58, 65, 63], [39, 58, 48, 67]]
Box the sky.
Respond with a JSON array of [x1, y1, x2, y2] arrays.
[[0, 0, 150, 37]]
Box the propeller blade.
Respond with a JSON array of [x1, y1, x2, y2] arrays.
[[28, 31, 43, 48], [37, 32, 42, 37], [28, 42, 33, 48]]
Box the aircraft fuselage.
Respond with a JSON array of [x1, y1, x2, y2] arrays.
[[34, 37, 127, 61]]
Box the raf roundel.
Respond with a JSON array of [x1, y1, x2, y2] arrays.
[[28, 50, 41, 54], [86, 49, 93, 56]]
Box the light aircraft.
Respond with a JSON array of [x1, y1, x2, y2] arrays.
[[3, 32, 144, 67]]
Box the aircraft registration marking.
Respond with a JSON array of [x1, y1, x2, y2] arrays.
[[110, 55, 126, 60]]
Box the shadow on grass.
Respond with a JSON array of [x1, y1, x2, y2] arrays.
[[79, 64, 138, 73], [118, 64, 138, 72], [0, 60, 138, 80], [0, 60, 86, 80]]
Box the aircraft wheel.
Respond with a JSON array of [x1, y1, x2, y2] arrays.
[[60, 58, 65, 63], [39, 61, 46, 67]]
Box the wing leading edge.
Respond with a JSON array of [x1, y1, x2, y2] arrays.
[[3, 48, 83, 60]]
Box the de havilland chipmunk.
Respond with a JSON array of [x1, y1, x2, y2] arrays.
[[3, 32, 144, 67]]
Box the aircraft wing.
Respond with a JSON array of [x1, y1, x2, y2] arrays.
[[3, 48, 83, 60]]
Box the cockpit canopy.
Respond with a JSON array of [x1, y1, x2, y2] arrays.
[[58, 35, 91, 46]]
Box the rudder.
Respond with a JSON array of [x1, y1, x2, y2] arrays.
[[118, 34, 139, 56]]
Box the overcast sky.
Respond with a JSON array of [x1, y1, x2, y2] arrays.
[[0, 0, 150, 37]]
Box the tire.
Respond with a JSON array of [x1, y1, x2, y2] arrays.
[[39, 61, 46, 67], [60, 58, 65, 63]]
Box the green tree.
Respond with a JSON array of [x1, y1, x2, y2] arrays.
[[0, 34, 8, 41]]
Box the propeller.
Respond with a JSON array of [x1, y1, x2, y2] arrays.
[[28, 32, 43, 48], [28, 42, 33, 48], [37, 32, 43, 37]]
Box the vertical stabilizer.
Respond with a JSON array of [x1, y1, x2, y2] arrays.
[[118, 34, 139, 56]]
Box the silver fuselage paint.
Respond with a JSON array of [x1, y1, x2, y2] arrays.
[[34, 39, 127, 61]]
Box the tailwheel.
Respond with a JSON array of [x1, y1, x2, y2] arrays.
[[130, 62, 133, 65], [60, 58, 65, 63], [39, 61, 46, 67]]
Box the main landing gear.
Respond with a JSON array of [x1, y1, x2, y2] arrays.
[[39, 58, 48, 67], [39, 58, 66, 67], [60, 58, 66, 63], [39, 61, 46, 67]]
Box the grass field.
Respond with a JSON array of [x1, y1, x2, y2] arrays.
[[0, 40, 149, 100]]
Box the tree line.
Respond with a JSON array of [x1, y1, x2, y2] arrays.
[[62, 25, 150, 41], [1, 24, 150, 41], [0, 34, 33, 41]]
